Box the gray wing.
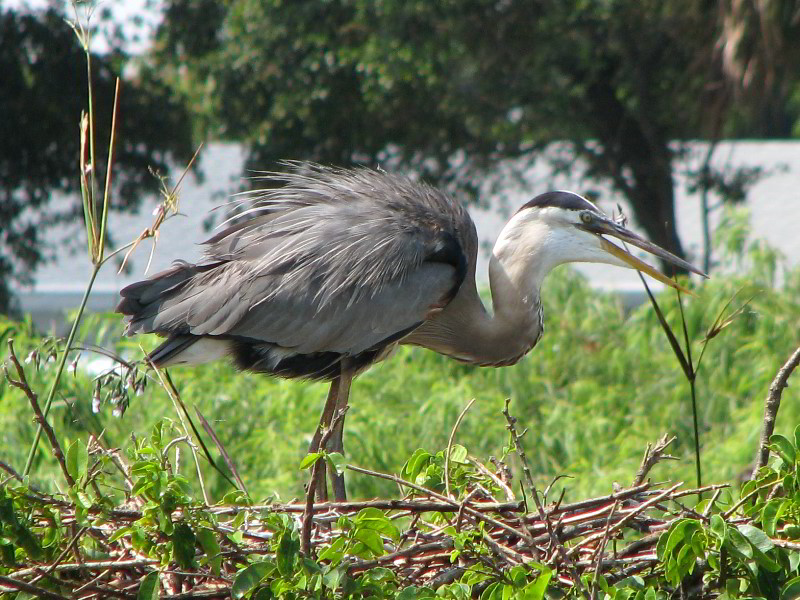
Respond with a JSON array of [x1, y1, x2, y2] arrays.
[[117, 164, 477, 379]]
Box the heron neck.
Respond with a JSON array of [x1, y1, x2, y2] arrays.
[[406, 224, 548, 366]]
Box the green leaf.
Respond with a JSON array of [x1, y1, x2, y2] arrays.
[[253, 588, 273, 600], [323, 566, 345, 591], [711, 514, 727, 540], [67, 439, 88, 483], [770, 434, 796, 465], [794, 424, 800, 457], [521, 568, 552, 600], [402, 449, 432, 481], [355, 508, 401, 540], [690, 530, 707, 557], [109, 526, 133, 543], [737, 524, 775, 553], [448, 444, 469, 464], [172, 522, 196, 569], [354, 528, 385, 556], [138, 571, 160, 600], [318, 536, 347, 564], [0, 493, 42, 559], [325, 452, 346, 476], [396, 586, 428, 600], [480, 582, 502, 600], [232, 562, 273, 600], [724, 527, 753, 560], [661, 519, 700, 559], [782, 576, 800, 600], [790, 551, 800, 572], [197, 528, 222, 575], [276, 532, 299, 576], [762, 498, 787, 537], [299, 452, 322, 470]]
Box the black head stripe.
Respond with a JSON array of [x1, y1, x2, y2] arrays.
[[518, 191, 597, 213]]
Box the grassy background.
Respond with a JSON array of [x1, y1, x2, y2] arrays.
[[2, 259, 799, 505]]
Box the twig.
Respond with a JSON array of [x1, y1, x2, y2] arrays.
[[445, 398, 476, 499], [589, 502, 618, 600], [8, 558, 159, 581], [302, 407, 348, 556], [5, 340, 75, 487], [502, 399, 585, 596], [752, 345, 800, 476], [633, 434, 677, 486], [346, 464, 537, 545], [150, 365, 211, 504], [470, 458, 515, 501], [348, 540, 454, 572], [722, 479, 778, 519], [195, 407, 249, 496], [772, 539, 800, 551], [702, 489, 723, 518], [567, 483, 684, 557], [212, 499, 522, 515], [501, 399, 537, 495], [0, 574, 71, 600], [36, 526, 88, 583], [455, 488, 481, 532], [0, 459, 24, 483]]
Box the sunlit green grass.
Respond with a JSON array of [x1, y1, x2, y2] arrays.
[[2, 265, 798, 504]]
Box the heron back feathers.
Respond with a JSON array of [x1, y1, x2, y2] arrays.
[[116, 164, 477, 379]]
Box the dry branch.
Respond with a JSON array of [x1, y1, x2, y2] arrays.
[[4, 339, 76, 487], [752, 345, 800, 476]]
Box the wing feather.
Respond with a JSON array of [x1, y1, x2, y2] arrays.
[[118, 164, 476, 369]]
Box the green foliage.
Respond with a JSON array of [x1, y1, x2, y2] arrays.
[[3, 254, 799, 504], [2, 429, 799, 598], [658, 426, 800, 598]]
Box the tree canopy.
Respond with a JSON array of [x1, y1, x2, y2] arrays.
[[151, 0, 800, 271], [0, 7, 195, 313]]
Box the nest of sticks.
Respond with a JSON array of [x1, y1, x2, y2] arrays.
[[0, 425, 730, 600]]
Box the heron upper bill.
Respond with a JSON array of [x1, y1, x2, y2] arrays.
[[582, 218, 707, 293]]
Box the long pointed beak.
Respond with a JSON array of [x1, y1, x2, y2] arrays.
[[578, 218, 708, 292]]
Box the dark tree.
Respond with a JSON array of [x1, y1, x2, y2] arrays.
[[149, 0, 800, 274], [0, 7, 195, 313]]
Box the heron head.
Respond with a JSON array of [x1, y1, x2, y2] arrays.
[[513, 191, 707, 290]]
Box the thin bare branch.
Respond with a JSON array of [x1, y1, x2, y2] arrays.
[[752, 345, 800, 476], [5, 339, 75, 487], [445, 398, 476, 499]]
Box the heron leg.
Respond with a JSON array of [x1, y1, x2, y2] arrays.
[[328, 360, 353, 502], [308, 375, 341, 502]]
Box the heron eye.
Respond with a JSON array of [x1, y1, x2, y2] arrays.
[[580, 212, 593, 224]]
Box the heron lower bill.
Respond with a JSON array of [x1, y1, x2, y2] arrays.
[[117, 164, 706, 502]]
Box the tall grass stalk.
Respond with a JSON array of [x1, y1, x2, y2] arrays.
[[676, 292, 702, 491], [636, 273, 703, 490], [24, 5, 119, 476]]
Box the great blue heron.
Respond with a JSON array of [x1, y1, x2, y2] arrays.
[[117, 163, 705, 501]]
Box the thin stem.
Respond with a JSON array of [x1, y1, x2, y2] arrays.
[[676, 291, 702, 492], [85, 33, 97, 232], [445, 398, 476, 499], [689, 379, 702, 491], [153, 367, 210, 505], [24, 263, 100, 477], [98, 78, 121, 262]]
